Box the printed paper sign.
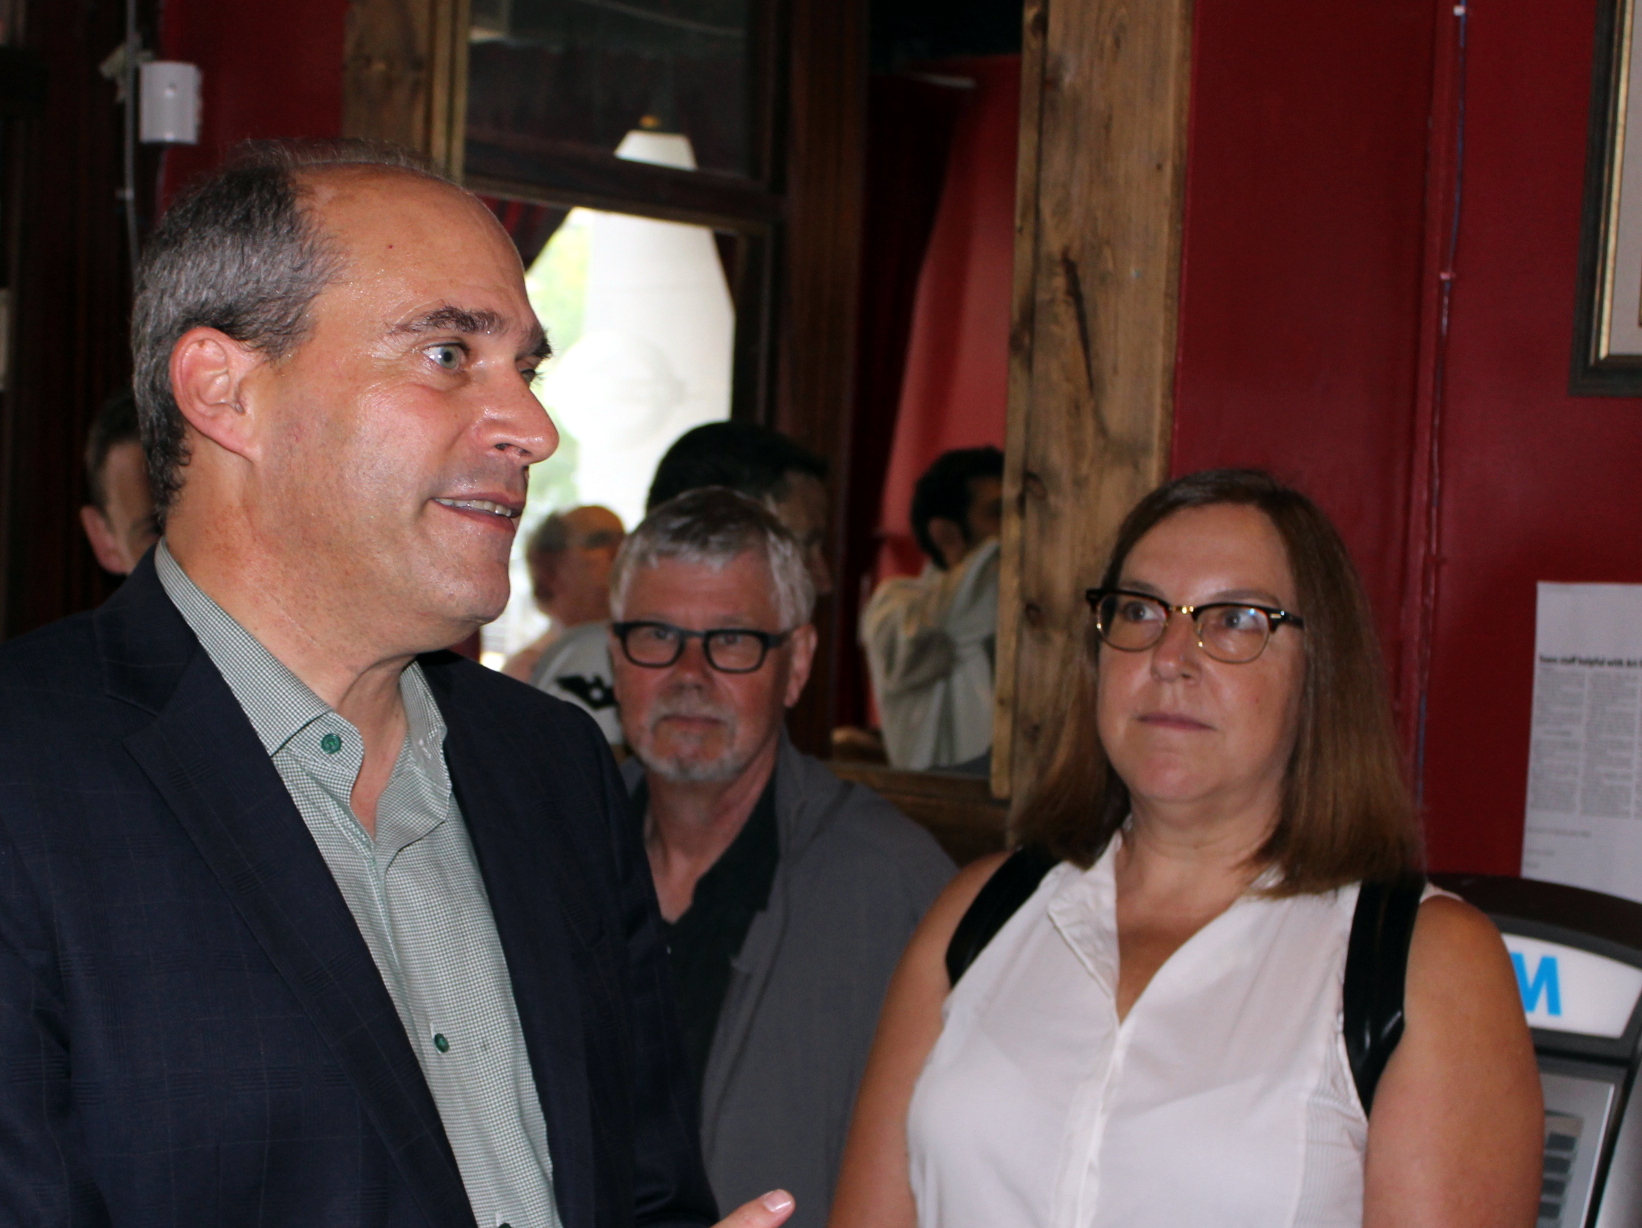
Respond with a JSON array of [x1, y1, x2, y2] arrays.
[[1523, 583, 1642, 902]]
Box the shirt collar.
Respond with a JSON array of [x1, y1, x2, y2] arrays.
[[154, 540, 446, 763]]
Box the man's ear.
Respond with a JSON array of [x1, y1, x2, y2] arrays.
[[782, 623, 818, 709], [79, 505, 131, 575], [169, 327, 265, 461]]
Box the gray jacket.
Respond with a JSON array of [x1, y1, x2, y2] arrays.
[[624, 735, 955, 1228]]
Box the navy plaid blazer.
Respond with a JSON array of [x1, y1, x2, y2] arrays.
[[0, 554, 716, 1228]]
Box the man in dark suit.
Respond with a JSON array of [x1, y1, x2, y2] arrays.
[[0, 141, 797, 1228]]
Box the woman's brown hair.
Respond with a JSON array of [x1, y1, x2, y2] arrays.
[[1012, 468, 1422, 894]]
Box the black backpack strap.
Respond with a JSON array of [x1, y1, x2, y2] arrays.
[[1343, 874, 1427, 1115], [945, 844, 1059, 987]]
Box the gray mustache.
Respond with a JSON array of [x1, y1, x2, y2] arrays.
[[650, 697, 735, 724]]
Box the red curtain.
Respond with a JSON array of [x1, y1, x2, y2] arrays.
[[873, 55, 1019, 583], [832, 55, 1020, 729]]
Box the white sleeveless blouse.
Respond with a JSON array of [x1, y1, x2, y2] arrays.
[[907, 843, 1435, 1228]]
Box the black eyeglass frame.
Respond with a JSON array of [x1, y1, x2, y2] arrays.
[[610, 620, 794, 674], [1083, 587, 1306, 664]]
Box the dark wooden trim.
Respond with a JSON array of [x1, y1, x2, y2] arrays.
[[774, 0, 868, 757], [992, 0, 1047, 799], [1571, 0, 1642, 395], [747, 0, 786, 190], [727, 226, 781, 425], [462, 141, 783, 229], [826, 761, 1008, 866]]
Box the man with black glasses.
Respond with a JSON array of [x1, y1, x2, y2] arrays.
[[607, 488, 954, 1228]]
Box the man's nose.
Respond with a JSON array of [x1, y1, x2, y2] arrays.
[[671, 635, 717, 680], [483, 370, 559, 465]]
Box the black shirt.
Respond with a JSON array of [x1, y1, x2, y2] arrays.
[[645, 776, 781, 1097]]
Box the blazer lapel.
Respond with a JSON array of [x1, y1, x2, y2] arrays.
[[433, 672, 602, 1228], [102, 564, 477, 1228], [695, 741, 818, 1141], [699, 881, 787, 1144]]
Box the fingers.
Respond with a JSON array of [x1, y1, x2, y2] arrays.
[[713, 1189, 795, 1228]]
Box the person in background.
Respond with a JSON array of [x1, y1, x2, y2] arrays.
[[648, 421, 834, 598], [503, 504, 623, 673], [609, 487, 955, 1228], [0, 139, 795, 1228], [860, 446, 1003, 772], [520, 505, 628, 742], [79, 387, 159, 575], [830, 469, 1540, 1228], [542, 420, 836, 744]]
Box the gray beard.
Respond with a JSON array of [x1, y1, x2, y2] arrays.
[[639, 747, 753, 784], [634, 693, 753, 784]]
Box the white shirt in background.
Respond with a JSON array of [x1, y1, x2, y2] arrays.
[[530, 621, 623, 745], [861, 538, 999, 771]]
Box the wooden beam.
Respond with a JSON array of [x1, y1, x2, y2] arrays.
[[776, 0, 867, 757], [342, 0, 469, 176], [993, 0, 1194, 804], [462, 136, 784, 229]]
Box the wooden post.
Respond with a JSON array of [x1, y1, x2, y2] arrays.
[[993, 0, 1194, 804], [776, 0, 868, 756], [342, 0, 469, 176]]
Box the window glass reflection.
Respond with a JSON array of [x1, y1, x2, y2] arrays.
[[468, 0, 754, 179]]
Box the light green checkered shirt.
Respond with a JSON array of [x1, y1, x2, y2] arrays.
[[157, 542, 562, 1228]]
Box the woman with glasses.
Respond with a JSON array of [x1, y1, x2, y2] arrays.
[[827, 469, 1541, 1228]]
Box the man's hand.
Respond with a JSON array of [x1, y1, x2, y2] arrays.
[[714, 1190, 794, 1228]]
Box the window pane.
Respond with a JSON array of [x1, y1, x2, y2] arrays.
[[468, 0, 755, 178], [481, 183, 735, 667]]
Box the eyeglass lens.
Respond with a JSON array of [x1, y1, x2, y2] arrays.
[[1095, 593, 1274, 664], [621, 624, 772, 673]]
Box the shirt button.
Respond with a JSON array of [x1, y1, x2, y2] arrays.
[[433, 1032, 449, 1053], [320, 732, 342, 754]]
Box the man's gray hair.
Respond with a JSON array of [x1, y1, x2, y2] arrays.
[[131, 139, 446, 526], [610, 487, 816, 628]]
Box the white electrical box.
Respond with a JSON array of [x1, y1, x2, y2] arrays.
[[138, 62, 200, 145]]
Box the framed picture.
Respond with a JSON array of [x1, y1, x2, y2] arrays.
[[1574, 0, 1642, 393]]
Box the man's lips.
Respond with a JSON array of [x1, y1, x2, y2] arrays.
[[1138, 712, 1213, 731], [655, 713, 726, 729], [432, 496, 522, 522]]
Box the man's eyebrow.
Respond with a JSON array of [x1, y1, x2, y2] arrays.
[[392, 306, 551, 362], [393, 306, 505, 336]]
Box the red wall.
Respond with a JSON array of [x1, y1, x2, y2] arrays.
[[1174, 0, 1642, 875], [1174, 0, 1438, 722], [156, 0, 346, 199], [1419, 0, 1642, 874]]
